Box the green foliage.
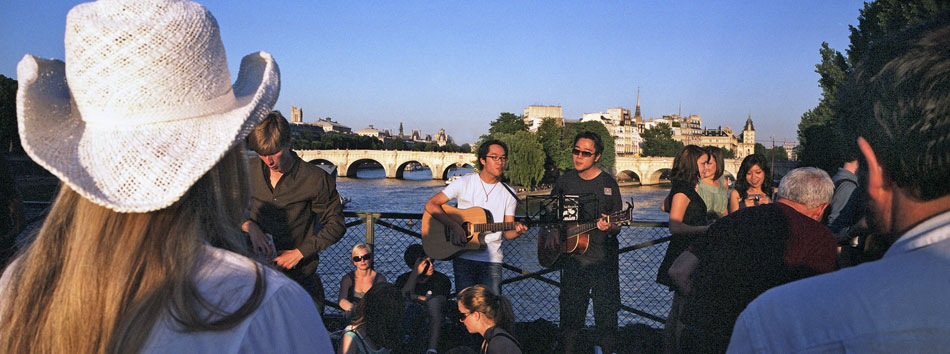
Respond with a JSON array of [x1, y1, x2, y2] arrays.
[[797, 0, 950, 173], [754, 143, 790, 163], [722, 148, 736, 159], [641, 123, 684, 157], [488, 112, 527, 136], [564, 120, 616, 171], [536, 118, 571, 182], [387, 138, 408, 150], [0, 75, 20, 153], [496, 131, 545, 188], [459, 143, 472, 153]]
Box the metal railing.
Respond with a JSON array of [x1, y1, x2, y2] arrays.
[[321, 212, 673, 328]]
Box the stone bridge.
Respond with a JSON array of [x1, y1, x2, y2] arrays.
[[295, 149, 476, 179], [294, 149, 798, 184]]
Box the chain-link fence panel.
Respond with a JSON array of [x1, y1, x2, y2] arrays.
[[318, 212, 673, 329]]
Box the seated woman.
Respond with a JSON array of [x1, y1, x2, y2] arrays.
[[340, 283, 405, 354], [457, 285, 522, 354], [339, 243, 388, 320], [728, 154, 774, 213]]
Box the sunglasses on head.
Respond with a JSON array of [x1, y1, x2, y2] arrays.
[[352, 254, 373, 262], [572, 148, 594, 157]]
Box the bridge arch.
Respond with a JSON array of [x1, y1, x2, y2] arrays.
[[440, 162, 475, 180], [345, 158, 388, 178], [616, 170, 641, 185], [649, 168, 672, 185], [394, 160, 429, 179]]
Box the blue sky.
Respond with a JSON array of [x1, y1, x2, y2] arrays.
[[1, 0, 865, 145]]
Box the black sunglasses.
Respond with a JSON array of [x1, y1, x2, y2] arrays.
[[458, 311, 475, 322], [352, 254, 373, 262], [572, 148, 594, 157]]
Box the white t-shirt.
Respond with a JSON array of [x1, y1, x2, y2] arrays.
[[441, 173, 517, 263]]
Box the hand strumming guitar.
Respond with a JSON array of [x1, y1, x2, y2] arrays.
[[449, 222, 467, 246]]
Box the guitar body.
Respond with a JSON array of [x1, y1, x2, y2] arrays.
[[537, 225, 591, 268], [422, 205, 491, 260], [537, 203, 634, 268]]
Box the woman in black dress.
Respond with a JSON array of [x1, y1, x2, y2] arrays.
[[657, 145, 712, 353]]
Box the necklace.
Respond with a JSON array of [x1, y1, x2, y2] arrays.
[[480, 178, 498, 202]]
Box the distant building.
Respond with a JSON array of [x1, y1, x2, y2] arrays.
[[523, 105, 564, 132], [355, 125, 391, 141], [291, 105, 304, 123], [581, 107, 641, 156], [783, 141, 798, 161], [311, 117, 352, 134]]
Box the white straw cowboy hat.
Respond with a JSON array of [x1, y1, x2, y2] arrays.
[[16, 0, 279, 213]]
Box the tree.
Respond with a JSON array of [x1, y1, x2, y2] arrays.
[[387, 138, 408, 150], [0, 75, 20, 153], [564, 121, 616, 171], [755, 143, 789, 163], [535, 118, 571, 182], [797, 0, 950, 173], [722, 148, 736, 159], [641, 123, 684, 157], [488, 112, 527, 136], [459, 143, 472, 153], [496, 131, 545, 188]]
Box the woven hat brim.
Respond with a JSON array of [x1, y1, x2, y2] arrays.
[[17, 51, 280, 213]]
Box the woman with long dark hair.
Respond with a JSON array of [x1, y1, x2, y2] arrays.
[[697, 146, 730, 219], [728, 154, 774, 213], [656, 145, 711, 353], [457, 285, 522, 354]]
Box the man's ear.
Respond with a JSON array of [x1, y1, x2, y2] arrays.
[[813, 203, 830, 221], [858, 137, 891, 196]]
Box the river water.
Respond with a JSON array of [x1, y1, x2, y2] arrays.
[[337, 167, 671, 222]]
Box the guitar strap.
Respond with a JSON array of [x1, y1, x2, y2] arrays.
[[501, 182, 525, 223]]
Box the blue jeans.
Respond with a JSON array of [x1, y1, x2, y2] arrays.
[[453, 258, 502, 295]]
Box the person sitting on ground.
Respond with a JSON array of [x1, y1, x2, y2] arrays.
[[728, 154, 773, 213], [340, 283, 405, 354], [456, 285, 522, 354], [395, 244, 452, 354], [0, 0, 332, 352], [339, 243, 388, 321]]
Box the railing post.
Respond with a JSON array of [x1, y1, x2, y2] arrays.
[[362, 212, 380, 252]]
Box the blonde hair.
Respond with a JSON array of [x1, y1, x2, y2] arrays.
[[351, 243, 371, 258], [0, 146, 265, 353], [457, 285, 515, 331]]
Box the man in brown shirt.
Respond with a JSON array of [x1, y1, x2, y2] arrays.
[[243, 111, 346, 312]]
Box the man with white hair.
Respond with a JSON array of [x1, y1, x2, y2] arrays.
[[727, 16, 950, 353], [668, 167, 837, 353]]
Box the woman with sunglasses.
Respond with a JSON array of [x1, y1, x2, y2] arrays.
[[457, 285, 522, 354], [339, 243, 388, 321]]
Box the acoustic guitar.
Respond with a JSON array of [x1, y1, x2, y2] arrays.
[[422, 205, 523, 260], [537, 203, 633, 267]]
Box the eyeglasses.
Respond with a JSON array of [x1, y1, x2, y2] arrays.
[[485, 155, 507, 162], [458, 311, 475, 322], [352, 254, 373, 262], [572, 149, 595, 157]]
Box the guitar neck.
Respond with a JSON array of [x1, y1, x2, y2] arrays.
[[473, 222, 519, 233], [566, 214, 626, 236]]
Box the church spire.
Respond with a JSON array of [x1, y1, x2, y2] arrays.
[[634, 87, 641, 119]]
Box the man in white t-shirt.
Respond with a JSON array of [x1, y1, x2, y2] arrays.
[[425, 139, 528, 295]]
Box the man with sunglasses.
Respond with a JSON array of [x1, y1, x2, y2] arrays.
[[425, 139, 528, 296], [552, 132, 622, 354]]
